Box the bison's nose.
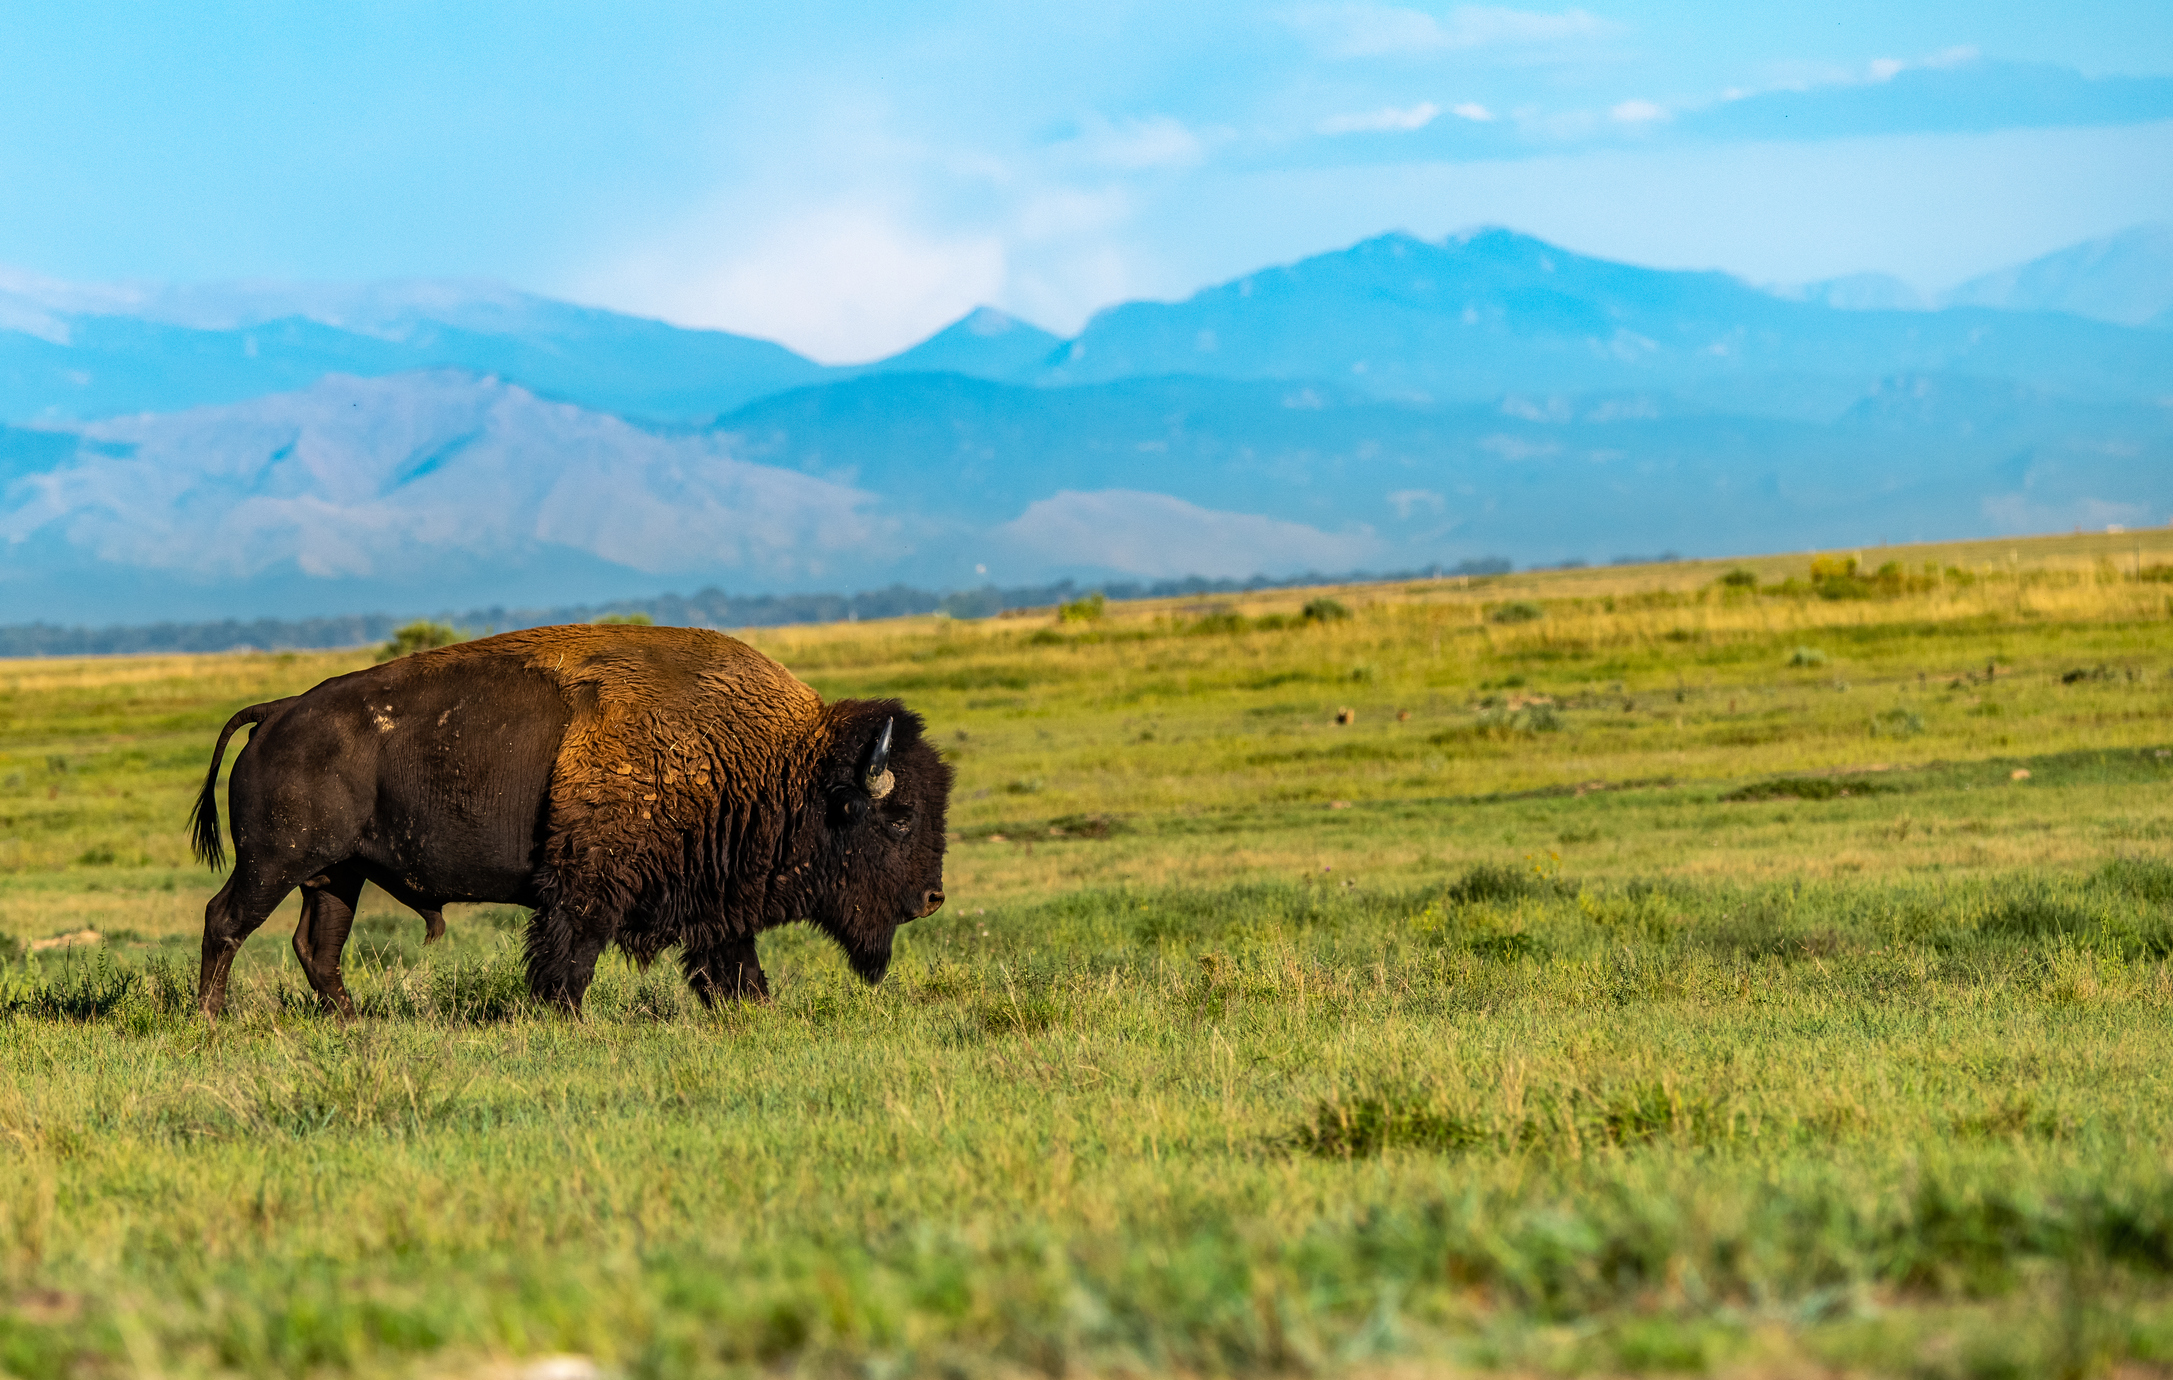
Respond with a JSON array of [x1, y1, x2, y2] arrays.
[[917, 889, 945, 919]]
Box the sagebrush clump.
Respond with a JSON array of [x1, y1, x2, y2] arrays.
[[375, 620, 464, 662]]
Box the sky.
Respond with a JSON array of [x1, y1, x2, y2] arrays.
[[2, 1, 2171, 361]]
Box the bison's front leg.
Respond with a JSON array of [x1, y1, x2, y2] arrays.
[[682, 934, 769, 1006], [523, 905, 615, 1014]]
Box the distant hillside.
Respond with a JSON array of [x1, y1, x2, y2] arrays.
[[7, 361, 2168, 624], [857, 307, 1063, 384], [5, 225, 2173, 625], [1040, 229, 2173, 412], [1943, 223, 2173, 326], [0, 372, 875, 621], [0, 285, 826, 425]]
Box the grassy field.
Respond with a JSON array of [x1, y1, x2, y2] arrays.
[[2, 528, 2171, 1377]]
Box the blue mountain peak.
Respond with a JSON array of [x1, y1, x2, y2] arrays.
[[862, 305, 1064, 382]]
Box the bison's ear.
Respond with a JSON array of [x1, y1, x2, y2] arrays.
[[828, 789, 869, 828]]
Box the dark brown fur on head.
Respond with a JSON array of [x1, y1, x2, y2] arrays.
[[774, 699, 952, 982]]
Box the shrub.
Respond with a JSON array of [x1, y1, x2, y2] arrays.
[[970, 994, 1062, 1037], [1443, 862, 1559, 904], [1720, 775, 1897, 802], [1468, 932, 1545, 961], [1980, 896, 2094, 940], [423, 953, 532, 1023], [1058, 592, 1106, 623], [1464, 702, 1562, 735], [1189, 610, 1248, 635], [1, 950, 135, 1020], [1515, 703, 1562, 732], [1804, 554, 1935, 600], [1285, 1090, 1487, 1158], [1719, 568, 1759, 588], [1489, 601, 1544, 624], [1436, 701, 1563, 740], [375, 620, 463, 662], [2100, 858, 2173, 904], [1788, 646, 1827, 667], [1870, 707, 1925, 738], [1300, 598, 1351, 623]]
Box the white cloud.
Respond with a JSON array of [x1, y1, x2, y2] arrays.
[[1320, 101, 1441, 134], [1870, 45, 1981, 83], [992, 490, 1379, 578], [1479, 433, 1560, 460], [0, 293, 71, 345], [1059, 115, 1213, 171], [577, 203, 1007, 364], [1609, 99, 1668, 124], [1758, 46, 1984, 98], [560, 101, 1224, 361], [1981, 491, 2149, 534], [1450, 101, 1496, 122], [1014, 187, 1134, 243], [1295, 3, 1618, 59]]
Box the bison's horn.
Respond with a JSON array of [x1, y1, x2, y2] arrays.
[[864, 718, 895, 799]]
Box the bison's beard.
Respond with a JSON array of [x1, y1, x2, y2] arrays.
[[802, 913, 897, 985], [843, 932, 894, 984]]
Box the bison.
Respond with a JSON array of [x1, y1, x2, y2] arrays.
[[188, 624, 952, 1017]]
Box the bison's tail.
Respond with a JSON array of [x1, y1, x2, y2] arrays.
[[189, 700, 292, 872]]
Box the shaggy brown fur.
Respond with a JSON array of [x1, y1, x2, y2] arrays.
[[501, 624, 826, 929]]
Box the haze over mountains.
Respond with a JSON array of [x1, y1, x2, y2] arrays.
[[2, 225, 2170, 625]]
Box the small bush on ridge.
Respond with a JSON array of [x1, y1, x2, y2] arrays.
[[1058, 592, 1106, 623], [376, 620, 464, 662]]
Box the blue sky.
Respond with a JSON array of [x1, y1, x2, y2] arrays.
[[2, 1, 2170, 360]]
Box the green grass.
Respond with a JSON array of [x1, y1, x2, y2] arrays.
[[2, 529, 2173, 1377]]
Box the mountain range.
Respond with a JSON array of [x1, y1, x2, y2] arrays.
[[2, 224, 2170, 625]]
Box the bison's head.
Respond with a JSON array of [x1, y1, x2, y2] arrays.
[[798, 700, 953, 983]]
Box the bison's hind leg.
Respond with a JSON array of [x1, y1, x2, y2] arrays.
[[292, 865, 366, 1017], [198, 880, 248, 1019], [367, 875, 449, 946], [199, 861, 310, 1019]]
